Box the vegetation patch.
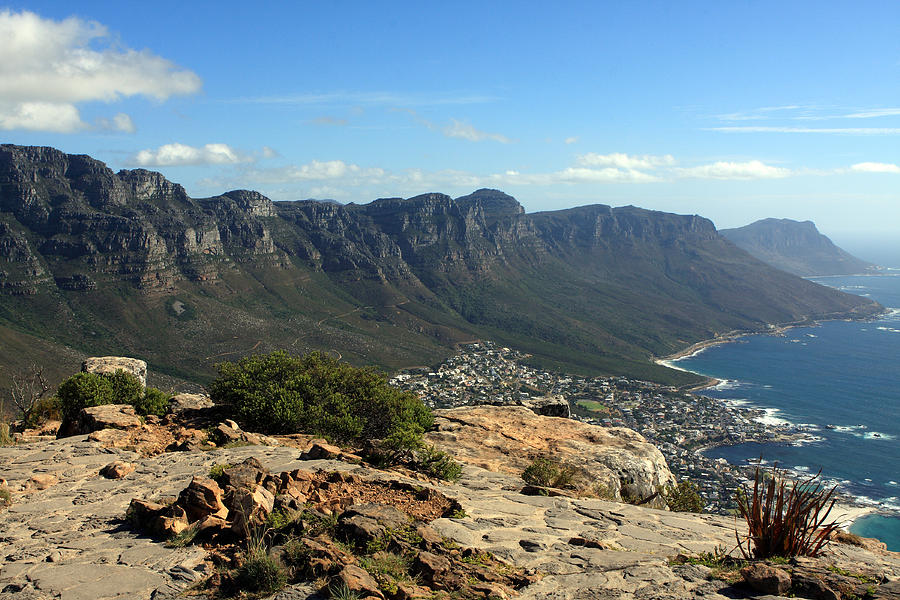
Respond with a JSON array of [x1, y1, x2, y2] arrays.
[[663, 480, 704, 513], [736, 464, 839, 559], [56, 370, 172, 420]]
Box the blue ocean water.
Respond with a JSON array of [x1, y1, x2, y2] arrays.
[[672, 272, 900, 550]]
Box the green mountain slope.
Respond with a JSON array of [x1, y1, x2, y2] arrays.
[[0, 145, 882, 392]]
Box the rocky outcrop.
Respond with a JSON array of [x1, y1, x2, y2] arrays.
[[2, 438, 899, 600], [426, 405, 675, 506], [82, 356, 148, 387]]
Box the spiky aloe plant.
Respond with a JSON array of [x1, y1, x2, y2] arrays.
[[736, 463, 840, 559]]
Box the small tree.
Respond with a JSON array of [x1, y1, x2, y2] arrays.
[[664, 480, 704, 513], [10, 364, 51, 426]]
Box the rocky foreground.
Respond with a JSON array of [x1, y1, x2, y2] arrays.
[[2, 411, 900, 600]]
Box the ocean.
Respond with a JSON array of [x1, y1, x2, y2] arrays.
[[669, 271, 900, 551]]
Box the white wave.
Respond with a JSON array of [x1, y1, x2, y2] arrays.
[[794, 465, 810, 472], [791, 435, 824, 446], [754, 407, 792, 426], [889, 481, 899, 486], [863, 431, 895, 440]]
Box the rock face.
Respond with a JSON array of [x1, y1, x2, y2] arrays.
[[721, 218, 874, 276], [426, 405, 675, 506], [82, 357, 148, 387], [0, 144, 882, 386]]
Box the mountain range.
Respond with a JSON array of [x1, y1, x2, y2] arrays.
[[721, 219, 874, 277], [0, 144, 882, 392]]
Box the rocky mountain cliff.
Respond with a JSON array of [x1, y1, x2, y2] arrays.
[[720, 218, 874, 276], [0, 145, 882, 388]]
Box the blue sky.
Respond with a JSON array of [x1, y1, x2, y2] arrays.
[[2, 1, 899, 246]]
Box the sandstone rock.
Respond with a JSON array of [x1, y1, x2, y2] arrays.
[[426, 405, 675, 507], [74, 404, 142, 435], [100, 460, 135, 479], [170, 393, 214, 413], [230, 485, 274, 534], [301, 440, 343, 460], [153, 506, 190, 538], [214, 423, 243, 445], [338, 564, 383, 599], [195, 515, 232, 542], [222, 457, 267, 490], [178, 476, 228, 521], [413, 551, 451, 586], [741, 563, 792, 596], [127, 498, 167, 527], [518, 395, 571, 418], [82, 356, 147, 387], [24, 473, 57, 491]]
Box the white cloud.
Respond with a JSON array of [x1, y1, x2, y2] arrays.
[[564, 136, 579, 145], [576, 152, 676, 170], [675, 160, 790, 180], [134, 143, 249, 166], [850, 162, 900, 174], [232, 92, 497, 107], [0, 101, 84, 132], [710, 126, 900, 135], [96, 112, 135, 133], [0, 9, 200, 132], [442, 119, 512, 143], [844, 108, 900, 119]]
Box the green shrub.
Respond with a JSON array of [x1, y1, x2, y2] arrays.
[[522, 456, 576, 488], [56, 372, 115, 422], [133, 387, 171, 417], [209, 351, 432, 450], [106, 370, 143, 407], [56, 370, 170, 421], [415, 444, 463, 482], [664, 480, 704, 513]]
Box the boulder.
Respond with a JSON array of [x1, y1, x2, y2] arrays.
[[338, 564, 384, 599], [221, 457, 267, 490], [100, 461, 135, 479], [300, 440, 343, 460], [178, 477, 228, 521], [229, 485, 274, 534], [82, 356, 147, 387], [24, 473, 58, 491], [741, 563, 792, 596], [518, 395, 571, 418], [413, 551, 451, 586], [426, 405, 675, 508], [75, 404, 142, 435], [169, 393, 214, 413]]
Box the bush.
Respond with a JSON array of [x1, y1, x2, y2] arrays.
[[209, 351, 433, 449], [56, 370, 170, 421], [522, 456, 576, 488], [133, 387, 171, 417], [664, 480, 704, 513], [736, 464, 839, 559], [56, 372, 115, 422]]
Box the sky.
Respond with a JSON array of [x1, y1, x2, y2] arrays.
[[1, 1, 899, 250]]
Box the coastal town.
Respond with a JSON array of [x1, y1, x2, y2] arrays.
[[391, 341, 810, 514]]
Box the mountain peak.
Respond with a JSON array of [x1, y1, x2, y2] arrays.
[[721, 218, 874, 276]]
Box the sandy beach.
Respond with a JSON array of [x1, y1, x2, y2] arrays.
[[832, 502, 877, 531]]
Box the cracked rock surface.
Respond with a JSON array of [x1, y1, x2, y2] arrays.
[[2, 436, 899, 600]]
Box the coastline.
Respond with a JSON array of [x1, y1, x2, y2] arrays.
[[833, 503, 877, 531]]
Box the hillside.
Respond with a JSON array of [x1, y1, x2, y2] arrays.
[[0, 145, 882, 390], [720, 218, 874, 276]]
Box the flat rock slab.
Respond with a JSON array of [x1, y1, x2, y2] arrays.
[[3, 438, 899, 600]]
